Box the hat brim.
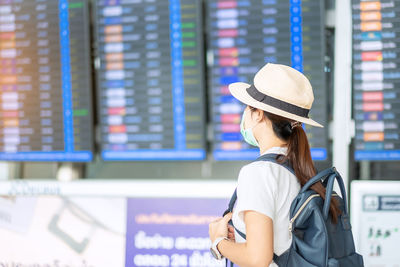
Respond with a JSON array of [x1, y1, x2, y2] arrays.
[[229, 82, 324, 128]]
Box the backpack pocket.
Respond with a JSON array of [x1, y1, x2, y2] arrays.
[[286, 249, 319, 267], [336, 252, 364, 267], [327, 252, 364, 267]]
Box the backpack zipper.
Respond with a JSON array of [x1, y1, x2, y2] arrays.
[[288, 193, 339, 233]]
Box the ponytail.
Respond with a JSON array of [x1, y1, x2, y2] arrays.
[[255, 109, 341, 224], [284, 125, 340, 224]]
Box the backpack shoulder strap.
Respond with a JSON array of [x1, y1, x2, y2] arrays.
[[223, 153, 292, 264], [254, 153, 295, 175]]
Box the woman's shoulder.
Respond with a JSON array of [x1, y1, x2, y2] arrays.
[[240, 157, 294, 175], [238, 160, 277, 183], [238, 158, 298, 185]]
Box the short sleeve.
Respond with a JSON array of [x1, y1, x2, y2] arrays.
[[235, 162, 277, 222]]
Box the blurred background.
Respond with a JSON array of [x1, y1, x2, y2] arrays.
[[0, 0, 399, 266]]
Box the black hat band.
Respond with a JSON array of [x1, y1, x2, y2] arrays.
[[246, 84, 310, 118]]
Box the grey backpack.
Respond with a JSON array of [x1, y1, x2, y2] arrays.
[[224, 153, 364, 266]]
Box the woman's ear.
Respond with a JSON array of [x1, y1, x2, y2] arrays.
[[255, 109, 264, 123]]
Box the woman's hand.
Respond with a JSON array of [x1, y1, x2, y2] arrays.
[[209, 212, 232, 243], [227, 225, 235, 242]]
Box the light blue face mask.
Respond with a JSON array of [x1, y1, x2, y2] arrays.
[[240, 110, 259, 147]]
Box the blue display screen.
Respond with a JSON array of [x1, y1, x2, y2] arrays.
[[0, 0, 93, 161], [352, 0, 400, 161], [207, 0, 328, 161], [95, 0, 207, 160]]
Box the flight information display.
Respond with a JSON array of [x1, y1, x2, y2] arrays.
[[206, 0, 328, 160], [0, 0, 93, 161], [352, 0, 400, 160], [94, 0, 207, 160]]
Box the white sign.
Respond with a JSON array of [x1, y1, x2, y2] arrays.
[[351, 181, 400, 266], [0, 180, 235, 267]]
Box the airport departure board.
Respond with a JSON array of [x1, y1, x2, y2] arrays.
[[352, 0, 400, 160], [0, 0, 93, 161], [95, 0, 207, 160], [206, 0, 328, 160]]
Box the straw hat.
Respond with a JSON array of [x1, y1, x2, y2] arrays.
[[229, 63, 323, 128]]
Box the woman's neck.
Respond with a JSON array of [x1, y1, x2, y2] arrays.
[[258, 137, 287, 155], [253, 119, 287, 155]]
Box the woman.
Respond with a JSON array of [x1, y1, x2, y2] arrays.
[[209, 63, 340, 267]]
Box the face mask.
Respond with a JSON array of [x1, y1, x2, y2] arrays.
[[240, 110, 259, 147]]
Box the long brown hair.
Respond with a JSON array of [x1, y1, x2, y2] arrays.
[[249, 107, 341, 223]]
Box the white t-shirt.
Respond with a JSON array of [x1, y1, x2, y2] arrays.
[[232, 146, 300, 267]]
